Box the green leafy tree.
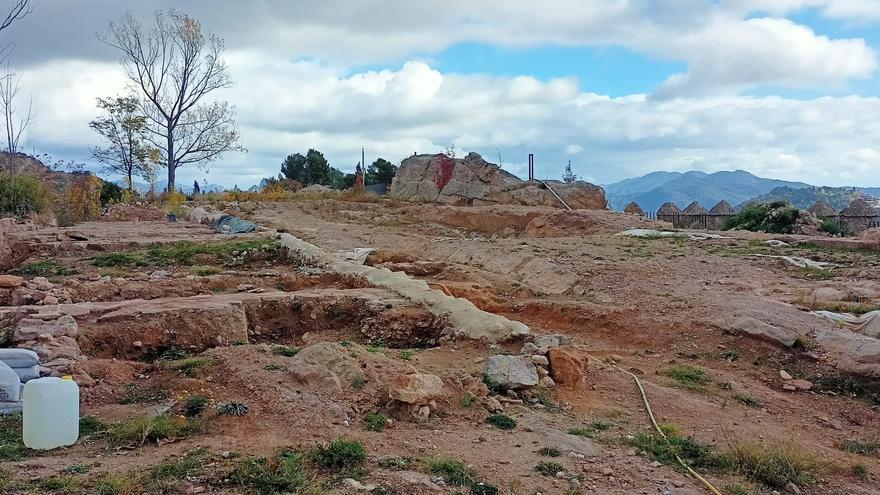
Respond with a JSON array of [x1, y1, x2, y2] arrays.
[[89, 95, 151, 192], [303, 149, 332, 186], [280, 153, 306, 183], [366, 158, 397, 186]]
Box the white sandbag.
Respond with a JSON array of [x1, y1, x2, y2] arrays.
[[0, 401, 23, 415], [13, 365, 40, 382], [0, 348, 40, 368], [0, 361, 22, 402]]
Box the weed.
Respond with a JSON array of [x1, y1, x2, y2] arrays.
[[796, 266, 835, 280], [722, 482, 753, 495], [38, 475, 80, 492], [79, 415, 108, 437], [185, 396, 209, 417], [19, 259, 77, 277], [109, 414, 202, 447], [118, 383, 170, 404], [273, 345, 300, 357], [567, 420, 614, 438], [533, 387, 561, 412], [350, 375, 367, 389], [482, 374, 508, 395], [810, 371, 880, 406], [723, 349, 740, 362], [93, 473, 130, 495], [534, 461, 564, 476], [840, 439, 879, 457], [364, 413, 388, 432], [230, 450, 309, 494], [366, 344, 387, 353], [471, 481, 499, 495], [425, 456, 477, 487], [852, 463, 869, 480], [63, 463, 91, 475], [217, 401, 249, 416], [377, 456, 412, 470], [812, 301, 880, 315], [664, 365, 709, 390], [399, 349, 415, 360], [630, 432, 727, 471], [486, 414, 516, 430], [339, 340, 351, 348], [732, 393, 760, 408], [264, 363, 285, 371], [159, 347, 189, 360], [459, 393, 477, 408], [190, 265, 221, 276], [538, 446, 561, 457], [142, 448, 211, 491], [729, 441, 820, 489], [165, 357, 212, 377], [312, 438, 367, 473], [0, 414, 28, 460], [93, 252, 140, 267]]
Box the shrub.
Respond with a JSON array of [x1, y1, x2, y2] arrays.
[[93, 252, 140, 267], [534, 461, 564, 476], [630, 432, 726, 471], [399, 349, 415, 360], [273, 345, 300, 357], [852, 463, 869, 480], [364, 413, 388, 432], [38, 476, 80, 492], [841, 439, 879, 457], [0, 174, 46, 216], [64, 174, 102, 224], [486, 414, 516, 430], [184, 396, 209, 417], [100, 181, 123, 206], [312, 438, 366, 472], [230, 450, 309, 494], [729, 441, 820, 489], [722, 202, 799, 234], [819, 218, 848, 236], [19, 259, 76, 277]]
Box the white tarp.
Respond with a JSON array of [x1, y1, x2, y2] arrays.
[[814, 310, 880, 338], [334, 248, 376, 265]]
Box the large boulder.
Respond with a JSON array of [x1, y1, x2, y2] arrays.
[[390, 152, 606, 210], [547, 346, 590, 387], [13, 315, 79, 342], [484, 355, 539, 389], [388, 373, 444, 405]]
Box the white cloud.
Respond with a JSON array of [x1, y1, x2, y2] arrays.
[[7, 0, 879, 98], [13, 56, 880, 188]]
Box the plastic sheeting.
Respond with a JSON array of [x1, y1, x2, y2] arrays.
[[0, 348, 39, 368], [335, 248, 376, 265], [0, 361, 21, 402], [616, 229, 724, 240], [211, 215, 258, 234], [814, 310, 880, 338]]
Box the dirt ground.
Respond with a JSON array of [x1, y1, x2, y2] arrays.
[[2, 199, 879, 495]]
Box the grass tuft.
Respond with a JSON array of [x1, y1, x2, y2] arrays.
[[364, 413, 388, 432], [230, 450, 310, 494], [311, 438, 367, 473], [664, 365, 709, 390], [486, 414, 516, 430], [109, 414, 202, 447], [534, 461, 564, 476]]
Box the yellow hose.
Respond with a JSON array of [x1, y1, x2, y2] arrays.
[[591, 355, 724, 495]]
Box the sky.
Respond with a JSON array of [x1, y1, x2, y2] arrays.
[[3, 0, 880, 188]]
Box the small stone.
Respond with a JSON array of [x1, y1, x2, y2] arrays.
[[789, 379, 812, 391], [0, 275, 23, 288], [133, 341, 143, 348], [779, 370, 793, 380], [601, 468, 613, 476], [531, 355, 549, 366], [539, 376, 556, 388], [782, 383, 797, 392], [785, 482, 801, 494]]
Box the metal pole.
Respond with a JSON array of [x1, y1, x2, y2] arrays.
[[528, 153, 534, 181]]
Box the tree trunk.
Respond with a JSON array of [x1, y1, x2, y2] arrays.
[[166, 127, 175, 192]]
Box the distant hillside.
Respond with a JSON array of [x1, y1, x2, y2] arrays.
[[740, 186, 879, 211], [606, 170, 810, 212]]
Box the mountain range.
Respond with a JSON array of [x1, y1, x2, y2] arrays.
[[741, 186, 880, 211], [604, 170, 811, 212]]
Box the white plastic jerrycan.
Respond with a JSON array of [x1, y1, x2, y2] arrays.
[[23, 376, 80, 450]]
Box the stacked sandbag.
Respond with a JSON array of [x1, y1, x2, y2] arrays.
[[0, 359, 22, 414], [0, 348, 41, 383]]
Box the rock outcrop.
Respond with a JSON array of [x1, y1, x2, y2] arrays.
[[390, 152, 607, 210]]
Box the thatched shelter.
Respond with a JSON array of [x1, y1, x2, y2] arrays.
[[682, 201, 708, 215], [709, 200, 735, 215], [807, 201, 837, 218], [657, 202, 681, 216], [623, 202, 645, 216]]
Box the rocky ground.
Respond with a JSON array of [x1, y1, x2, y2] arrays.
[[0, 199, 879, 495]]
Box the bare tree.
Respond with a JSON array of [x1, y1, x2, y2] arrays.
[[101, 9, 244, 192], [0, 1, 31, 61], [89, 95, 151, 192], [0, 63, 33, 155]]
